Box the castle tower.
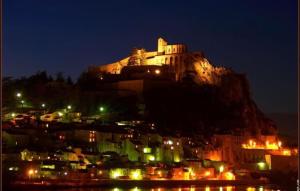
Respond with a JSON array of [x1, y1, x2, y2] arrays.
[[157, 37, 167, 53]]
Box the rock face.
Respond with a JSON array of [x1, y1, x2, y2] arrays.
[[141, 52, 277, 136], [89, 38, 278, 136], [189, 53, 230, 85]]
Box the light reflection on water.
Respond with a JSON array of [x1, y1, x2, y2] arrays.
[[30, 185, 278, 191]]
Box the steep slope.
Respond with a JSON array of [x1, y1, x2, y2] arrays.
[[143, 53, 277, 136]]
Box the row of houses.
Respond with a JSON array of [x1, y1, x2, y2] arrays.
[[2, 122, 298, 180]]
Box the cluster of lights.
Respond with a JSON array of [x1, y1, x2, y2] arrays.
[[10, 91, 285, 184], [188, 140, 195, 146], [246, 187, 256, 191], [131, 187, 141, 191], [242, 139, 294, 156], [129, 169, 142, 180], [14, 92, 48, 110], [59, 134, 65, 140], [242, 139, 282, 150], [164, 140, 173, 145], [121, 134, 133, 139], [110, 169, 126, 179], [187, 168, 196, 180], [21, 162, 238, 182], [15, 92, 49, 110], [8, 167, 19, 171], [41, 164, 55, 169], [89, 131, 96, 142], [223, 172, 235, 180], [28, 168, 38, 177], [282, 149, 291, 155], [16, 92, 26, 108], [204, 187, 234, 191]]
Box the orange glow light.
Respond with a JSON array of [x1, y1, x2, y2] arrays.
[[242, 139, 282, 150], [204, 171, 211, 176], [224, 172, 235, 180], [28, 169, 34, 176]]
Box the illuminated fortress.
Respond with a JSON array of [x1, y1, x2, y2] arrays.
[[96, 38, 190, 80], [96, 38, 229, 84]]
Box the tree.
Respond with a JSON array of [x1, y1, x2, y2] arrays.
[[67, 76, 73, 85], [76, 71, 100, 91], [56, 72, 65, 83]]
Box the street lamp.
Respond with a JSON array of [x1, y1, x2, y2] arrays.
[[21, 100, 25, 108], [67, 105, 72, 110], [41, 103, 46, 114], [28, 169, 34, 179], [16, 92, 22, 98], [99, 106, 104, 112], [99, 106, 106, 125]]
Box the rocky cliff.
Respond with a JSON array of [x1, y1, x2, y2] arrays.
[[143, 52, 277, 137]]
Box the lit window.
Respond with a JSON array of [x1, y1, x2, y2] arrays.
[[168, 140, 173, 145], [89, 131, 96, 142]]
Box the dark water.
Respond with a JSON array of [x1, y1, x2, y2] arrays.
[[20, 186, 281, 191]]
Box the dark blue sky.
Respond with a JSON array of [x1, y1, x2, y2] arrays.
[[4, 0, 297, 113]]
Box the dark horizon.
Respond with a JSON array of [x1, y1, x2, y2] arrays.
[[4, 0, 297, 113]]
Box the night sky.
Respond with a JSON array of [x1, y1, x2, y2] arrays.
[[4, 0, 297, 113]]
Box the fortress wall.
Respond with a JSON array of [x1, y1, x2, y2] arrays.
[[97, 38, 189, 79], [165, 44, 187, 54], [153, 55, 168, 65], [144, 51, 158, 58], [98, 57, 130, 74], [146, 57, 164, 65]]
